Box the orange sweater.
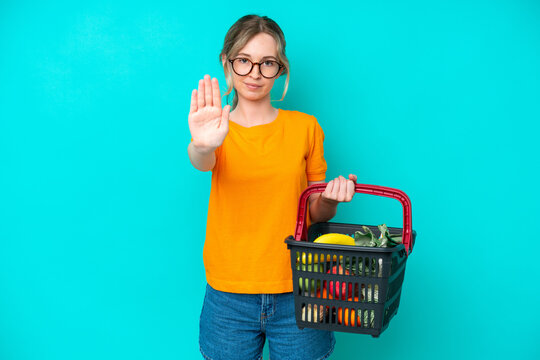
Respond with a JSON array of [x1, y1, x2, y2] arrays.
[[203, 109, 327, 293]]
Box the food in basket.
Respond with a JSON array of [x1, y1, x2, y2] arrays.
[[301, 303, 325, 323], [345, 257, 384, 278], [354, 224, 402, 248], [298, 252, 341, 265], [361, 284, 379, 303], [297, 263, 323, 293], [324, 265, 352, 300], [313, 233, 355, 245], [337, 302, 360, 326], [301, 289, 328, 322], [308, 224, 402, 249], [362, 310, 375, 328]]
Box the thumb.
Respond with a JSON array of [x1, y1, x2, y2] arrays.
[[221, 105, 231, 127]]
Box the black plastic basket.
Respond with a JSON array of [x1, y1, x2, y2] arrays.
[[285, 183, 416, 337]]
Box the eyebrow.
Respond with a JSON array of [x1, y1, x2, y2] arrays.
[[236, 53, 278, 61]]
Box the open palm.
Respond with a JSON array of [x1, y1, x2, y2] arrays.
[[188, 75, 231, 151]]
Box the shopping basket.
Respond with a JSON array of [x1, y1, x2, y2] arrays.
[[285, 183, 416, 337]]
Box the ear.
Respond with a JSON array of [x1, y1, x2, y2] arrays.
[[221, 54, 227, 67]]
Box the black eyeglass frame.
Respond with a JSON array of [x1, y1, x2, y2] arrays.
[[228, 58, 284, 79]]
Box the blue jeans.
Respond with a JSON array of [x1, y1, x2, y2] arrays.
[[199, 284, 335, 360]]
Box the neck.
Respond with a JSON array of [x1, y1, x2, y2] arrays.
[[231, 96, 278, 127]]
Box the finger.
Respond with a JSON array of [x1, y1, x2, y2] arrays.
[[221, 104, 231, 129], [323, 180, 334, 198], [190, 89, 198, 114], [212, 78, 222, 109], [330, 178, 341, 199], [197, 79, 205, 108], [204, 74, 213, 107], [346, 179, 355, 201], [338, 176, 348, 201], [349, 174, 357, 184]]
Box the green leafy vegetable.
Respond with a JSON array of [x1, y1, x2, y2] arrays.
[[354, 224, 402, 248], [354, 226, 378, 247]]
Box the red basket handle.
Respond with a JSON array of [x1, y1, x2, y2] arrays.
[[294, 183, 413, 255]]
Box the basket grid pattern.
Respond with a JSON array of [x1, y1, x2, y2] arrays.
[[286, 223, 410, 336]]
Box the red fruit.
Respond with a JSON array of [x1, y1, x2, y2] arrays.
[[324, 265, 352, 300]]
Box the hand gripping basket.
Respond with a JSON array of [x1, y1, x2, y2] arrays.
[[285, 183, 416, 337]]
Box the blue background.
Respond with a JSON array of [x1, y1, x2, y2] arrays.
[[1, 0, 539, 359]]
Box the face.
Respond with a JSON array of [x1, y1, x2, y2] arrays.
[[226, 32, 282, 104]]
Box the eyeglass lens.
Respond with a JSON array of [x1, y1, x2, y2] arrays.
[[231, 58, 280, 78]]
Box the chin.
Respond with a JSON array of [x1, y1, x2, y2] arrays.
[[243, 95, 269, 103], [238, 91, 270, 102]]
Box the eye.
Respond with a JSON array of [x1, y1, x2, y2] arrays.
[[238, 58, 249, 64], [263, 60, 276, 67]]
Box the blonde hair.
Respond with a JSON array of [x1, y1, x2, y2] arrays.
[[220, 15, 290, 109]]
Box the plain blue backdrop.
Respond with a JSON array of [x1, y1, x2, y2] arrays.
[[1, 0, 539, 359]]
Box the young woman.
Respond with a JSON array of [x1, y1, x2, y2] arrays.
[[188, 15, 357, 360]]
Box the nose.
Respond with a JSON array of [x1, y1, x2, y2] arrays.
[[249, 63, 262, 78]]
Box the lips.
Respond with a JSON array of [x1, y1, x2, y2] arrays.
[[245, 83, 261, 90]]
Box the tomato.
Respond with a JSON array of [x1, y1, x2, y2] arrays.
[[324, 265, 352, 300]]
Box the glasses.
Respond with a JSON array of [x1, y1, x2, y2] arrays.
[[229, 58, 283, 79]]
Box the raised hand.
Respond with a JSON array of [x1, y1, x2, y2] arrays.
[[189, 75, 231, 154]]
